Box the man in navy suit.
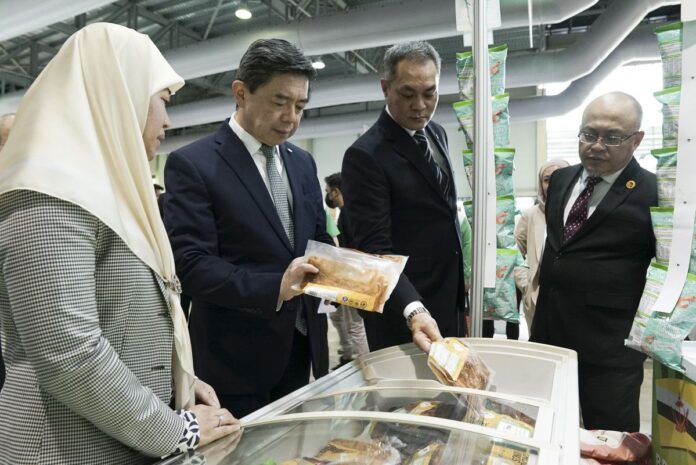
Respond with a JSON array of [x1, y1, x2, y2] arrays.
[[341, 42, 466, 353], [532, 92, 657, 431], [164, 39, 331, 418]]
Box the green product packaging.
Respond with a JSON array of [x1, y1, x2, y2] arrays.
[[655, 22, 683, 89], [463, 199, 474, 227], [483, 249, 523, 323], [496, 195, 516, 249], [462, 148, 515, 197], [453, 94, 510, 148], [456, 44, 508, 100], [651, 147, 678, 207], [650, 207, 696, 274], [654, 87, 680, 147], [626, 262, 696, 372]]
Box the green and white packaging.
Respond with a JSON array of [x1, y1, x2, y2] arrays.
[[650, 207, 696, 273], [463, 199, 473, 227], [626, 263, 696, 372], [456, 44, 508, 100], [453, 94, 510, 148], [483, 249, 523, 323], [654, 87, 681, 147], [651, 147, 678, 207], [462, 148, 515, 197], [655, 22, 683, 89], [496, 195, 516, 249]]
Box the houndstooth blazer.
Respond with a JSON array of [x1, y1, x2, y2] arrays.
[[0, 190, 184, 464]]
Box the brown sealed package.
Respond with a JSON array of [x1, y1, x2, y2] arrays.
[[427, 338, 494, 390], [315, 438, 400, 465], [297, 240, 407, 313]]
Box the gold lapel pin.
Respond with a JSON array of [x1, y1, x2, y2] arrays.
[[626, 180, 636, 189]]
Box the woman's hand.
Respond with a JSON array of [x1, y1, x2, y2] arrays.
[[189, 404, 240, 448], [195, 378, 221, 408]]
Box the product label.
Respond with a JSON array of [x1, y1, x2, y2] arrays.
[[302, 283, 377, 311]]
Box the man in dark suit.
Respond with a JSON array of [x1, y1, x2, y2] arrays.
[[531, 92, 657, 432], [164, 39, 332, 418], [341, 41, 466, 353]]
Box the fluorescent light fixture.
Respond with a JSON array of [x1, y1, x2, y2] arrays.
[[235, 2, 252, 20], [311, 57, 325, 70]]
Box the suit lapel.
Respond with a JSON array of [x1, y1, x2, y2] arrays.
[[214, 123, 294, 253], [279, 144, 304, 255], [548, 165, 581, 252], [565, 157, 643, 246]]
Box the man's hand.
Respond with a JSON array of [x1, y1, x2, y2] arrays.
[[410, 312, 443, 353], [279, 257, 319, 302], [195, 378, 221, 408]]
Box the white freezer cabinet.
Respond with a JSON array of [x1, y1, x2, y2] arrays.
[[156, 339, 579, 465]]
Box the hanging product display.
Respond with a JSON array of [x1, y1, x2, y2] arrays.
[[462, 148, 515, 197], [651, 207, 696, 274], [655, 22, 683, 88], [453, 94, 510, 147], [456, 44, 508, 100], [651, 147, 678, 207], [483, 249, 523, 323], [654, 86, 680, 147]]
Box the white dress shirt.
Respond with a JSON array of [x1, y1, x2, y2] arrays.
[[563, 166, 626, 225]]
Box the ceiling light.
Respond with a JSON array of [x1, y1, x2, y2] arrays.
[[235, 2, 252, 20], [311, 57, 325, 70]]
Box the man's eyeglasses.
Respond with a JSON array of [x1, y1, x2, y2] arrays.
[[578, 131, 639, 147]]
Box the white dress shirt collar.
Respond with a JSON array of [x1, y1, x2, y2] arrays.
[[228, 112, 275, 157]]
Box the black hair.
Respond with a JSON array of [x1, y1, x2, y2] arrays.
[[324, 172, 341, 190], [236, 39, 316, 93], [382, 41, 441, 81]]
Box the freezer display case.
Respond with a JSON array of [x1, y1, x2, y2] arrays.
[[156, 339, 578, 465]]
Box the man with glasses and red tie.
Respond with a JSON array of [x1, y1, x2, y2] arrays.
[[531, 92, 657, 432]]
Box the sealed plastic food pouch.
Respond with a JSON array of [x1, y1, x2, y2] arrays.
[[299, 240, 407, 313], [405, 442, 445, 465], [428, 338, 494, 390], [651, 147, 678, 207], [462, 148, 515, 197], [655, 22, 683, 88], [650, 207, 696, 273], [483, 249, 523, 323], [315, 438, 400, 465], [625, 262, 696, 372], [463, 199, 474, 227], [496, 195, 517, 249], [481, 411, 534, 438], [654, 87, 680, 147], [456, 44, 508, 100], [453, 94, 510, 148]]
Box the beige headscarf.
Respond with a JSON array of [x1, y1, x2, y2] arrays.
[[537, 158, 570, 212], [0, 23, 195, 409]]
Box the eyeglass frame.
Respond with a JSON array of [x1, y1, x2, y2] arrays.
[[577, 131, 640, 147]]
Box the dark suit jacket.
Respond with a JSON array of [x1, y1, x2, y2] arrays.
[[164, 121, 331, 395], [530, 157, 657, 367], [341, 110, 466, 350]]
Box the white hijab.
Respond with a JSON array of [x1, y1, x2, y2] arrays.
[[0, 23, 195, 409]]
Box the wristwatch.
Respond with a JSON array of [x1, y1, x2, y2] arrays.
[[406, 306, 431, 330]]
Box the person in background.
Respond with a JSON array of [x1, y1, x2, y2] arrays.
[[164, 38, 332, 419], [342, 41, 465, 353], [0, 23, 238, 465], [532, 92, 656, 432], [324, 172, 369, 367], [513, 159, 570, 333]]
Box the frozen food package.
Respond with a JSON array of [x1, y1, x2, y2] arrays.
[[404, 442, 445, 465], [298, 240, 407, 313], [496, 195, 517, 249], [428, 337, 495, 390], [463, 199, 474, 227], [315, 438, 401, 465], [452, 94, 510, 148], [462, 148, 515, 197], [456, 44, 508, 100], [654, 87, 680, 147], [651, 147, 678, 207], [483, 249, 523, 323], [625, 262, 696, 372], [655, 22, 683, 88], [650, 207, 696, 273]]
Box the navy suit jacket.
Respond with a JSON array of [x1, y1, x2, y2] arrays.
[[164, 121, 330, 395], [531, 157, 657, 367], [341, 110, 466, 350]]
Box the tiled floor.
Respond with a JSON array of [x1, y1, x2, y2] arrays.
[[327, 313, 655, 434]]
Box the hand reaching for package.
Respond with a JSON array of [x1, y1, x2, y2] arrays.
[[410, 312, 443, 353], [279, 256, 319, 303]]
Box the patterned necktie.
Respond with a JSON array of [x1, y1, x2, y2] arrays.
[[563, 176, 603, 242], [414, 129, 450, 199], [260, 144, 306, 335]]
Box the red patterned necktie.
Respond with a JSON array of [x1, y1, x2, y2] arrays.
[[563, 176, 603, 242]]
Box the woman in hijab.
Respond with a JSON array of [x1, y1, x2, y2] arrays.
[[514, 159, 570, 333], [0, 23, 238, 464]]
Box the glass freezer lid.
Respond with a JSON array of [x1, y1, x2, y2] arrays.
[[283, 386, 542, 440], [157, 412, 558, 465]]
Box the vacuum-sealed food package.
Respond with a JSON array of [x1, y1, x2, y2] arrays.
[[655, 22, 683, 88], [625, 262, 696, 372], [404, 442, 445, 465], [483, 249, 523, 323], [496, 195, 517, 249], [428, 337, 494, 390], [299, 240, 407, 313], [654, 87, 680, 147], [453, 94, 510, 148], [462, 148, 515, 197], [651, 146, 678, 207], [456, 44, 508, 100], [315, 438, 401, 465], [650, 207, 696, 273]]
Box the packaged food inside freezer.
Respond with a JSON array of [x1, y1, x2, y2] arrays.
[[428, 337, 495, 390]]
